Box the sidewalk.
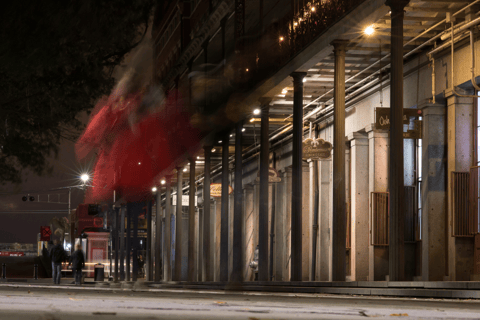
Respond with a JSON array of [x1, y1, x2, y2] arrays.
[[1, 279, 480, 299]]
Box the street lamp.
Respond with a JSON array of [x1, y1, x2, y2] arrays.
[[80, 174, 90, 184]]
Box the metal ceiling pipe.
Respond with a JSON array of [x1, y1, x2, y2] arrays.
[[164, 0, 480, 198], [448, 17, 480, 98], [440, 19, 475, 41]]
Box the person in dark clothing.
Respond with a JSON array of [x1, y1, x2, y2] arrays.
[[137, 254, 145, 277], [49, 239, 66, 284], [69, 244, 85, 285]]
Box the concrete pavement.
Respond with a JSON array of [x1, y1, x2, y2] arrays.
[[1, 283, 480, 319]]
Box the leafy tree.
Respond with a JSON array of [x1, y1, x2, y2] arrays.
[[0, 0, 155, 184]]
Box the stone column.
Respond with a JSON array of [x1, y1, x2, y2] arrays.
[[155, 190, 162, 281], [318, 159, 332, 281], [446, 92, 475, 281], [386, 0, 409, 281], [259, 99, 270, 282], [332, 40, 348, 281], [348, 132, 369, 281], [220, 136, 230, 281], [203, 147, 213, 281], [243, 184, 255, 281], [290, 72, 306, 281], [418, 101, 447, 281], [274, 171, 286, 281], [174, 168, 184, 281], [365, 124, 389, 281], [164, 175, 173, 281], [232, 122, 244, 283], [188, 159, 196, 281]]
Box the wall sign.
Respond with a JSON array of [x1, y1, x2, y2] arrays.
[[210, 183, 233, 197], [255, 167, 281, 183], [302, 138, 332, 160], [172, 195, 198, 206], [375, 107, 422, 139]]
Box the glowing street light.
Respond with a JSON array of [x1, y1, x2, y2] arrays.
[[80, 174, 90, 183], [364, 25, 375, 36], [152, 187, 157, 192], [161, 180, 166, 185], [253, 109, 261, 115]]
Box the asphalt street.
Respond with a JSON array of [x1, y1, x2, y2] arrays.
[[0, 285, 479, 320]]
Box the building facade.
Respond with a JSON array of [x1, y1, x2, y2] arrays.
[[150, 0, 480, 283]]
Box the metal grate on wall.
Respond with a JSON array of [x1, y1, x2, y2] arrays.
[[469, 167, 480, 235], [452, 172, 471, 237], [370, 192, 389, 246], [404, 186, 416, 243]]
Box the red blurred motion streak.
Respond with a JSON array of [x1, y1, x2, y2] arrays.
[[76, 90, 202, 203]]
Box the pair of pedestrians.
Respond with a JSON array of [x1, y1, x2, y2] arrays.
[[49, 241, 85, 285]]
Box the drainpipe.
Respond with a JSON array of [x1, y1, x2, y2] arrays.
[[429, 54, 436, 104]]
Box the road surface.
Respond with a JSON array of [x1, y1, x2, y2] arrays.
[[0, 285, 479, 319]]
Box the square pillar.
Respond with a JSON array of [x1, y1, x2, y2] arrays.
[[366, 124, 389, 281], [318, 159, 332, 281], [446, 92, 475, 281], [348, 132, 369, 281], [418, 101, 447, 281], [243, 184, 255, 281]]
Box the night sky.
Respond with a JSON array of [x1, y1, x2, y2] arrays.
[[0, 137, 88, 244]]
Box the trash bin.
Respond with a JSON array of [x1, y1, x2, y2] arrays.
[[94, 263, 104, 282]]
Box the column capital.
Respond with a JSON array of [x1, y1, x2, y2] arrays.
[[331, 39, 349, 53], [418, 99, 445, 115], [290, 71, 307, 82], [259, 97, 272, 107], [385, 0, 409, 12], [347, 132, 368, 142]]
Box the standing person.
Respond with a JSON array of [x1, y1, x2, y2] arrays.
[[49, 239, 66, 284], [69, 244, 85, 285], [137, 254, 145, 278]]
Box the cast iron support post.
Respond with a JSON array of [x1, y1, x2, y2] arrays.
[[203, 147, 213, 281], [120, 205, 125, 281], [386, 0, 408, 282], [132, 204, 138, 282], [232, 122, 244, 283], [146, 201, 152, 281], [269, 152, 277, 281], [175, 167, 183, 281], [126, 206, 131, 281], [332, 40, 348, 282], [114, 207, 119, 282], [259, 98, 271, 282], [290, 72, 306, 281], [188, 159, 196, 281], [220, 136, 230, 282], [155, 189, 162, 281], [164, 175, 173, 281]]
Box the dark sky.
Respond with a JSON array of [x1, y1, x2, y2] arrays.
[[0, 137, 89, 244]]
